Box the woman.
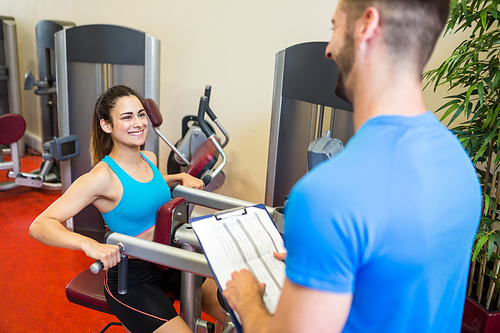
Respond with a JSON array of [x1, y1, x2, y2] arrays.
[[29, 85, 224, 333]]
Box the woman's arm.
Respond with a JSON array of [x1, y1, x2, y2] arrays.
[[164, 172, 204, 189], [29, 166, 121, 269]]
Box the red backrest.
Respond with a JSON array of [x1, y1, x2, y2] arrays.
[[0, 114, 26, 145]]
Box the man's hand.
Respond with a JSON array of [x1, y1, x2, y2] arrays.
[[223, 269, 271, 331], [273, 252, 287, 261]]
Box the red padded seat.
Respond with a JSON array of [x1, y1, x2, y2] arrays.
[[66, 270, 114, 314], [0, 114, 26, 145]]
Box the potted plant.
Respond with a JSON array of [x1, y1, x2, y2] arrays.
[[423, 0, 500, 331]]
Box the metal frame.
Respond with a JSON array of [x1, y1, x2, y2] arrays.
[[265, 42, 354, 207], [0, 16, 23, 157], [104, 187, 283, 332]]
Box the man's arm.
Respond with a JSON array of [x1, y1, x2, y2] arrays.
[[224, 270, 352, 333]]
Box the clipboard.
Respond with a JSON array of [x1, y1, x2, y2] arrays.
[[191, 204, 286, 332]]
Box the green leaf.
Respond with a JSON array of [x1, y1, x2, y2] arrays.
[[484, 194, 491, 215], [494, 68, 500, 88], [438, 103, 460, 122], [488, 233, 495, 260], [473, 235, 488, 261], [493, 232, 500, 248], [449, 104, 465, 126], [474, 132, 496, 162], [464, 84, 476, 111], [480, 10, 488, 31], [478, 81, 484, 106], [489, 6, 498, 20]]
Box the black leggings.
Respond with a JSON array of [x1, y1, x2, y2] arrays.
[[104, 259, 182, 333]]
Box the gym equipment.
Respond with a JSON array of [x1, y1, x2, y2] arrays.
[[166, 86, 229, 182], [0, 16, 22, 118], [55, 24, 161, 237], [265, 41, 354, 207], [25, 20, 76, 173], [18, 20, 76, 191], [0, 113, 77, 190], [24, 20, 75, 144], [66, 189, 268, 333], [144, 86, 228, 189], [307, 130, 344, 170], [0, 16, 24, 162], [0, 114, 27, 189]]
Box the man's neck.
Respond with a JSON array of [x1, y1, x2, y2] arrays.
[[349, 60, 428, 131]]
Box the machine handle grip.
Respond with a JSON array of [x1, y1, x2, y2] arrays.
[[89, 241, 124, 275], [89, 256, 128, 294], [206, 105, 217, 122], [90, 260, 104, 274], [197, 96, 213, 138], [202, 173, 212, 186], [204, 85, 212, 102]]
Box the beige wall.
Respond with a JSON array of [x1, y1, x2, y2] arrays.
[[1, 1, 466, 204]]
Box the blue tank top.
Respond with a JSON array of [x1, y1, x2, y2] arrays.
[[101, 153, 171, 236]]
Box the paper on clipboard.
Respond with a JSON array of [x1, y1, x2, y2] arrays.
[[191, 204, 286, 316]]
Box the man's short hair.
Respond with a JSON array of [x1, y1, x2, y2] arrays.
[[343, 0, 450, 71]]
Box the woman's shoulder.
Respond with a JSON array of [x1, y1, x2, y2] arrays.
[[63, 161, 117, 200], [140, 150, 158, 165], [79, 161, 116, 187]]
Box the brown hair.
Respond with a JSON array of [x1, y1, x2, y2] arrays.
[[342, 0, 450, 72], [89, 85, 144, 166]]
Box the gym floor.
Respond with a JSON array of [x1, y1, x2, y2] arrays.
[[0, 152, 214, 332]]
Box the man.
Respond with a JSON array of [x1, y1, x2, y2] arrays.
[[223, 0, 482, 332]]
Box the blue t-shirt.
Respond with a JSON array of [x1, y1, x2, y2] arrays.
[[101, 153, 171, 236], [284, 112, 481, 332]]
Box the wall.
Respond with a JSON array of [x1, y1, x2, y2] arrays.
[[0, 0, 466, 204]]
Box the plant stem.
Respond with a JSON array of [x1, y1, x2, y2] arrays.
[[486, 256, 500, 309], [478, 253, 487, 302], [484, 143, 493, 195], [468, 258, 476, 297]]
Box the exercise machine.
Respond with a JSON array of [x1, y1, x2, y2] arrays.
[[144, 85, 229, 191], [0, 16, 23, 162], [165, 85, 229, 190], [0, 16, 22, 118], [24, 20, 75, 144], [0, 112, 79, 190], [265, 41, 353, 207], [66, 186, 285, 333], [0, 17, 73, 191], [22, 20, 76, 190]]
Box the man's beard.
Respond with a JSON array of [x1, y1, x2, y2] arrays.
[[334, 32, 355, 104]]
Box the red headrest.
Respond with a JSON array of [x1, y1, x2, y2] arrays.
[[0, 113, 26, 145], [144, 99, 163, 128]]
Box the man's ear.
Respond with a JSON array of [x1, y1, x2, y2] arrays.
[[100, 119, 112, 133], [355, 6, 380, 50]]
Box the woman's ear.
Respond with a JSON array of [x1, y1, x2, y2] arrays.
[[100, 119, 112, 133]]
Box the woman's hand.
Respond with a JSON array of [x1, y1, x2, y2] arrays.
[[82, 241, 121, 270], [180, 173, 204, 189]]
